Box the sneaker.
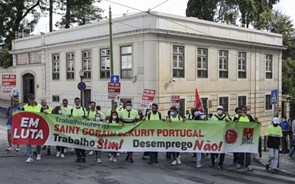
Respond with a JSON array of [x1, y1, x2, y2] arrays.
[[113, 158, 117, 163], [246, 166, 254, 171], [26, 157, 33, 163], [15, 146, 20, 152], [272, 169, 279, 173], [81, 158, 86, 163], [171, 160, 177, 166], [61, 153, 65, 158], [217, 163, 224, 170], [196, 163, 202, 168], [56, 151, 61, 157], [176, 157, 181, 165], [36, 154, 41, 160], [6, 147, 12, 151], [89, 151, 94, 155], [97, 158, 102, 164], [236, 164, 242, 169], [109, 155, 113, 161], [117, 153, 120, 157], [129, 158, 134, 163], [265, 164, 269, 171]]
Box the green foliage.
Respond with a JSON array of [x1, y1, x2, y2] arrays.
[[55, 0, 103, 29]]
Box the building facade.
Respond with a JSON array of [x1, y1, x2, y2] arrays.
[[6, 12, 283, 130]]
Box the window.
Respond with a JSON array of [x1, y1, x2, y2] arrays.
[[219, 50, 228, 78], [238, 52, 246, 79], [52, 54, 60, 80], [52, 95, 60, 102], [219, 97, 229, 113], [66, 52, 75, 79], [172, 46, 185, 78], [82, 50, 91, 79], [121, 46, 132, 78], [266, 54, 273, 79], [16, 53, 28, 65], [238, 96, 247, 107], [29, 52, 41, 64], [100, 48, 110, 79], [265, 94, 272, 110], [197, 48, 208, 78]]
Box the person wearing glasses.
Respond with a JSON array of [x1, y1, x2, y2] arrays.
[[60, 99, 72, 116], [6, 98, 22, 152], [119, 101, 139, 163]]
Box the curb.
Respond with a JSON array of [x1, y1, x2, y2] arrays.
[[253, 155, 295, 176]]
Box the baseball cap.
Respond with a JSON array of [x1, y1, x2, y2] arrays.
[[28, 93, 35, 100], [272, 117, 280, 125], [217, 105, 224, 110]]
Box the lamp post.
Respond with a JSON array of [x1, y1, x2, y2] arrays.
[[79, 69, 84, 107]]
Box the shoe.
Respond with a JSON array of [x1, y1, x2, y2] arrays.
[[125, 156, 129, 161], [129, 158, 134, 163], [47, 149, 51, 155], [56, 151, 61, 157], [196, 163, 202, 168], [246, 166, 254, 171], [142, 156, 147, 160], [266, 164, 269, 171], [148, 161, 154, 165], [36, 154, 41, 160], [236, 164, 242, 169], [117, 153, 120, 157], [81, 158, 86, 163], [76, 158, 81, 162], [89, 151, 94, 155], [113, 158, 117, 163], [61, 154, 65, 158], [26, 157, 33, 163], [176, 157, 181, 165], [109, 155, 113, 161], [217, 163, 224, 170], [171, 160, 177, 166], [97, 158, 102, 164], [15, 146, 20, 152], [272, 169, 279, 173], [6, 147, 12, 151]]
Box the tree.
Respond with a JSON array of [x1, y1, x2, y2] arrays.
[[0, 0, 45, 67], [55, 0, 103, 29], [186, 0, 280, 28]]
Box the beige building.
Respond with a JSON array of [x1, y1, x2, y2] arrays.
[[2, 12, 284, 131]]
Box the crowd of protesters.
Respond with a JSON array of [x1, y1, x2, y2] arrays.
[[4, 93, 294, 173]]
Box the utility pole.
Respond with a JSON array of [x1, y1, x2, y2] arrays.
[[49, 0, 53, 32], [109, 6, 114, 75]]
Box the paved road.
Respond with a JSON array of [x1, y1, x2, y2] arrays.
[[1, 115, 295, 184]]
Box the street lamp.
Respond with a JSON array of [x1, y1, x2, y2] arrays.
[[79, 69, 84, 107]]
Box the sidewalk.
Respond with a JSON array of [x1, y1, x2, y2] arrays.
[[254, 151, 295, 175]]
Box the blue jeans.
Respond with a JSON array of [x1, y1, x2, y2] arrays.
[[26, 145, 41, 158], [196, 153, 204, 166]]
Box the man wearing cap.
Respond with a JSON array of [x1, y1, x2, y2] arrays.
[[210, 106, 230, 170], [265, 117, 283, 173], [22, 94, 42, 163]]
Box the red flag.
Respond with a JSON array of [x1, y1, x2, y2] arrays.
[[195, 88, 203, 112]]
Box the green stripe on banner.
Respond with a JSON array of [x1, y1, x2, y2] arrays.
[[12, 111, 261, 153]]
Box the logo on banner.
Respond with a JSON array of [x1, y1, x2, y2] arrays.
[[12, 112, 50, 145], [242, 128, 254, 144], [224, 129, 238, 145]]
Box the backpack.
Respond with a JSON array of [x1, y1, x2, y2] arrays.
[[147, 112, 162, 120], [71, 107, 86, 118]]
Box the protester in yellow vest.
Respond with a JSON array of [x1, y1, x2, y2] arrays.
[[119, 101, 139, 163], [40, 99, 53, 155], [22, 94, 42, 163], [87, 101, 97, 121], [265, 117, 283, 173], [71, 97, 87, 162], [168, 106, 185, 166]]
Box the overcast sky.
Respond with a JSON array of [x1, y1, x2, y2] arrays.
[[35, 0, 295, 33]]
